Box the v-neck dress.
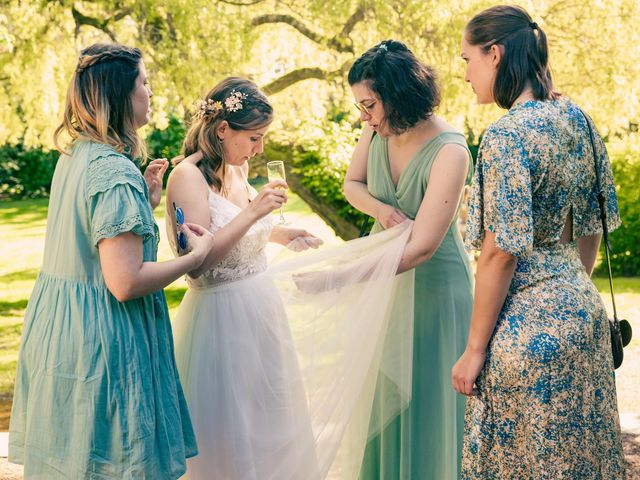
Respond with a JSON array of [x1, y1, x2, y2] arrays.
[[359, 132, 474, 479]]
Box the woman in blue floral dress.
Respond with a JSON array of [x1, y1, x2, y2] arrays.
[[452, 5, 626, 479]]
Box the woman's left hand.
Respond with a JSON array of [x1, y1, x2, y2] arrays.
[[452, 348, 486, 396], [144, 158, 169, 209], [272, 227, 323, 251]]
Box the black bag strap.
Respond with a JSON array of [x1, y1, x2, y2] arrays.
[[579, 108, 619, 323]]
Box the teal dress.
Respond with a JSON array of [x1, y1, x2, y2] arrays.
[[8, 141, 197, 478], [359, 132, 473, 479]]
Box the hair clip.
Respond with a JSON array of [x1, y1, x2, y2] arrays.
[[225, 91, 247, 112], [194, 99, 223, 120], [378, 43, 388, 52]]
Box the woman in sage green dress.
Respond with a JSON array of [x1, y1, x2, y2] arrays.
[[8, 44, 213, 478], [344, 40, 473, 479]]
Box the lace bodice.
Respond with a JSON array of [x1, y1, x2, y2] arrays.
[[187, 189, 272, 289]]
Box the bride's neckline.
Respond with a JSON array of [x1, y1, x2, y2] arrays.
[[208, 183, 254, 210]]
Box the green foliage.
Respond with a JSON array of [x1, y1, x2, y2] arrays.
[[0, 118, 186, 199], [146, 114, 186, 186], [291, 119, 367, 226], [596, 140, 640, 276], [146, 114, 186, 161], [2, 0, 639, 149], [0, 143, 59, 199]]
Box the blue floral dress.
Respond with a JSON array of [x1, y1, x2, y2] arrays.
[[9, 141, 197, 479], [462, 98, 625, 479]]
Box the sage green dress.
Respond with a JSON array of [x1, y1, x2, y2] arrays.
[[359, 132, 473, 479], [9, 140, 197, 479]]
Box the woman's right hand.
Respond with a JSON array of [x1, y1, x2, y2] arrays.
[[181, 222, 215, 267], [246, 179, 288, 220], [376, 203, 408, 229]]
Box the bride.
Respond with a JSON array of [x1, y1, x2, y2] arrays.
[[166, 77, 415, 479]]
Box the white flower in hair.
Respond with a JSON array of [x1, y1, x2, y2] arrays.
[[225, 90, 246, 112]]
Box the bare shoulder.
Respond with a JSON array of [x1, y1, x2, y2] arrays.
[[168, 160, 206, 187], [432, 143, 470, 176], [428, 118, 469, 169], [165, 159, 212, 224], [166, 160, 211, 210]]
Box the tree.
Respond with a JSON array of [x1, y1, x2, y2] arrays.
[[1, 0, 638, 147], [1, 0, 638, 239]]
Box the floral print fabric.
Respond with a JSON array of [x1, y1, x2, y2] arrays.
[[462, 98, 625, 479]]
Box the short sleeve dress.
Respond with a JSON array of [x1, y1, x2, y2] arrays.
[[8, 140, 197, 479], [462, 98, 625, 479]]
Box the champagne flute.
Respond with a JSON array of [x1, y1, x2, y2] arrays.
[[266, 160, 289, 225]]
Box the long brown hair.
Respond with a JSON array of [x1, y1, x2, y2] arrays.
[[466, 5, 559, 109], [176, 77, 273, 193], [54, 43, 145, 159]]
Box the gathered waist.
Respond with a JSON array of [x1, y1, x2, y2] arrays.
[[186, 270, 266, 292], [511, 242, 586, 292]]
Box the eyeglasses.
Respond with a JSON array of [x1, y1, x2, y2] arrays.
[[173, 202, 187, 251], [354, 100, 377, 115]]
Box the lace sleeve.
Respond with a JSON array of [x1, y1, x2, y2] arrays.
[[86, 149, 155, 246]]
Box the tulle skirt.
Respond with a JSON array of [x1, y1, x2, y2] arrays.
[[173, 275, 319, 480], [174, 222, 415, 479]]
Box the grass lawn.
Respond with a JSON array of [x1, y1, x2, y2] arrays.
[[0, 193, 638, 431], [0, 184, 341, 429]]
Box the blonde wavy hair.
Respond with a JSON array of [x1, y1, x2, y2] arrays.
[[54, 43, 146, 160], [175, 77, 273, 194]]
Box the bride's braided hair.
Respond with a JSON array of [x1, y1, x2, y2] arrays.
[[54, 43, 146, 160]]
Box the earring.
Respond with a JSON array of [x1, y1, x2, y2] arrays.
[[218, 137, 224, 142]]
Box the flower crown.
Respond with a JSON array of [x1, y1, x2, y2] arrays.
[[194, 90, 248, 120]]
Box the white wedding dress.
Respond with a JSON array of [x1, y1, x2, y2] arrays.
[[171, 188, 415, 480]]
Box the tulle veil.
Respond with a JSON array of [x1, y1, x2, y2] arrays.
[[267, 220, 415, 478]]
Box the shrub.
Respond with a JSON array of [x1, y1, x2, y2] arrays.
[[0, 143, 59, 199], [146, 114, 186, 163], [0, 116, 188, 200], [146, 114, 187, 186], [290, 119, 367, 227], [596, 141, 640, 276]]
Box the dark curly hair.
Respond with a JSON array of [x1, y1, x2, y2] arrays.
[[348, 40, 440, 134]]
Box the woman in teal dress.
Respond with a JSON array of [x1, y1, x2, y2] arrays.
[[344, 40, 473, 479], [8, 44, 213, 478], [453, 6, 625, 478]]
